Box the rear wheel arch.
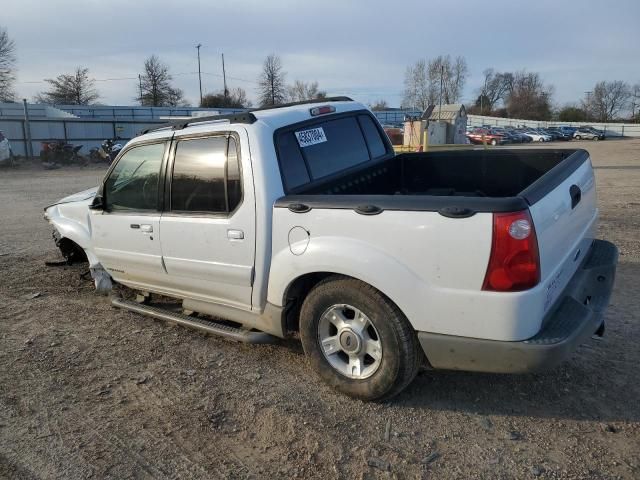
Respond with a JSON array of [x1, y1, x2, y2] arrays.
[[282, 272, 408, 335]]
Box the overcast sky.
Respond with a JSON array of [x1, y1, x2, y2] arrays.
[[3, 0, 640, 108]]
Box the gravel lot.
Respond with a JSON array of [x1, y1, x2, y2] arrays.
[[1, 140, 639, 479]]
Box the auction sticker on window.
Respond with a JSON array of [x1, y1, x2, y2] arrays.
[[295, 127, 327, 147]]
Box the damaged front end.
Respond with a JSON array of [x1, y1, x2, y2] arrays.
[[44, 186, 113, 295]]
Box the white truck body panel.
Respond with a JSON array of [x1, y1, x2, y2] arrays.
[[43, 99, 616, 380]]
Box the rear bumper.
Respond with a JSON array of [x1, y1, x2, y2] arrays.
[[418, 239, 618, 373]]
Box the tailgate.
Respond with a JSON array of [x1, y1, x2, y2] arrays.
[[526, 152, 597, 311]]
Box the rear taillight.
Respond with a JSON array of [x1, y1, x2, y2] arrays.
[[482, 210, 540, 292]]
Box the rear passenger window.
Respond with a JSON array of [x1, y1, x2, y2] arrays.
[[276, 132, 310, 190], [276, 113, 390, 192], [171, 136, 242, 214], [226, 137, 242, 212], [358, 115, 387, 158]]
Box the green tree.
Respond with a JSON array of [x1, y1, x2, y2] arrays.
[[558, 105, 588, 122]]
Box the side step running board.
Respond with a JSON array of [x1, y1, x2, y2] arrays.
[[112, 298, 276, 344]]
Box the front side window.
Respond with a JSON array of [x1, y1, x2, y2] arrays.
[[104, 142, 165, 211], [170, 135, 242, 214]]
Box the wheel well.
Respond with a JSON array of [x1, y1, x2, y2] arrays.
[[56, 237, 88, 264], [283, 272, 335, 333]]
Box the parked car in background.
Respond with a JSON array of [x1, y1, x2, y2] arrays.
[[573, 127, 604, 141], [466, 127, 508, 146], [507, 129, 531, 143], [546, 127, 572, 141], [523, 130, 552, 142], [0, 131, 12, 166]]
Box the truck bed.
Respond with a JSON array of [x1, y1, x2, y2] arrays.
[[272, 146, 597, 342], [283, 149, 588, 215]]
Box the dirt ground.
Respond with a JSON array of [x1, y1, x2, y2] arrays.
[[1, 140, 639, 479]]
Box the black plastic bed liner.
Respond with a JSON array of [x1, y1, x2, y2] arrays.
[[275, 149, 588, 217]]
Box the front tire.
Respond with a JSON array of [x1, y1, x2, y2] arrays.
[[575, 135, 582, 140], [490, 138, 498, 146], [300, 276, 422, 401]]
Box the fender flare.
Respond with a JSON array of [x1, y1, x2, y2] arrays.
[[267, 236, 425, 318]]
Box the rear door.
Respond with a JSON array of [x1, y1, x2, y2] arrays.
[[159, 131, 256, 310], [91, 141, 168, 287], [526, 152, 598, 310]]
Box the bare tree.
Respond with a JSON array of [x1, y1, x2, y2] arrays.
[[201, 87, 251, 108], [403, 55, 468, 110], [34, 67, 99, 105], [286, 80, 326, 102], [504, 71, 553, 120], [369, 99, 389, 111], [429, 55, 469, 103], [0, 27, 16, 102], [631, 83, 640, 121], [401, 60, 431, 110], [474, 69, 511, 114], [258, 54, 286, 107], [583, 81, 631, 122], [137, 55, 186, 107]]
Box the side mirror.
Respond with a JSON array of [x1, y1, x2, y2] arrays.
[[89, 194, 104, 210]]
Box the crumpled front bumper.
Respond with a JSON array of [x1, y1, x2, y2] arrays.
[[418, 239, 618, 373]]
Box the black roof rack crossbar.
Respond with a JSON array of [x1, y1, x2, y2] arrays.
[[140, 96, 354, 135]]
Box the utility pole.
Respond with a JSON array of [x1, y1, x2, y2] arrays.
[[584, 91, 593, 121], [196, 43, 203, 106], [438, 65, 444, 121], [138, 74, 143, 105], [480, 76, 488, 115], [222, 53, 228, 99], [22, 99, 34, 159]]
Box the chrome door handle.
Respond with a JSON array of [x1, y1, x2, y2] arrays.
[[227, 229, 244, 240], [140, 224, 153, 233]]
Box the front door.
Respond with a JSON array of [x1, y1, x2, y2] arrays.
[[91, 141, 168, 288], [159, 132, 256, 310]]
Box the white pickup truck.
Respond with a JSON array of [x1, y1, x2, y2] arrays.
[[44, 98, 618, 400]]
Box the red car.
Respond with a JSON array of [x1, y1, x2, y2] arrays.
[[466, 128, 506, 146]]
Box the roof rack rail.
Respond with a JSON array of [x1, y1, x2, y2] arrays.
[[249, 96, 354, 113], [140, 96, 354, 135], [141, 112, 258, 135]]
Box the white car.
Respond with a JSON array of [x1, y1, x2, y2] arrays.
[[524, 130, 552, 142], [0, 130, 12, 165], [44, 98, 618, 400]]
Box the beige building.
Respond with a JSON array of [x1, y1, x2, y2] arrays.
[[403, 104, 467, 147]]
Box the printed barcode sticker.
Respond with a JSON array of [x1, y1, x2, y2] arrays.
[[295, 127, 327, 147]]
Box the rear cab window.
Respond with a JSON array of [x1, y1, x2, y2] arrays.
[[275, 111, 392, 192]]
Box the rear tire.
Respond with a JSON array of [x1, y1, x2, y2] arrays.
[[490, 138, 497, 146], [593, 136, 599, 141], [299, 276, 422, 401], [575, 135, 582, 140]]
